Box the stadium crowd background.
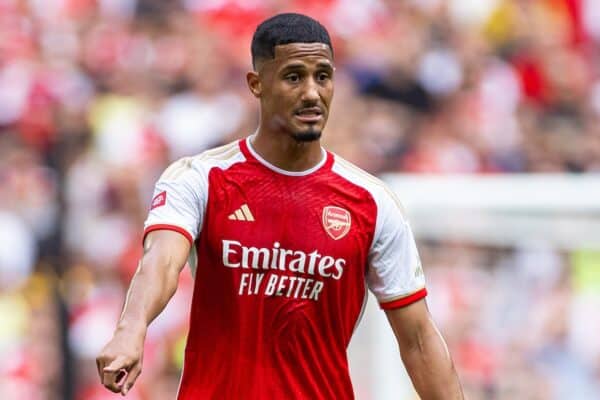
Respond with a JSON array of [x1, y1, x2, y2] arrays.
[[1, 0, 599, 399]]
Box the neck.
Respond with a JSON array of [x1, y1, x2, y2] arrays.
[[250, 126, 324, 172]]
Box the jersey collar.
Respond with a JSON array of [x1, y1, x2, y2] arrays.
[[241, 136, 331, 177]]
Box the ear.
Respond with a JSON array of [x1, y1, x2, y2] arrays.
[[246, 71, 262, 98]]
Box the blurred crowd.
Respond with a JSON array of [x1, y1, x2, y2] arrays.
[[1, 0, 599, 399]]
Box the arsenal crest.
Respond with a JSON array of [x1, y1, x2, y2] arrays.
[[322, 206, 351, 240]]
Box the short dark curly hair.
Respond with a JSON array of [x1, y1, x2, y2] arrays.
[[251, 13, 333, 69]]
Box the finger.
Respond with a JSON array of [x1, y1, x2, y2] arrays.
[[116, 369, 128, 386], [121, 364, 142, 396], [102, 369, 126, 393], [96, 357, 105, 383], [102, 357, 130, 392], [103, 356, 130, 373], [104, 381, 122, 394]]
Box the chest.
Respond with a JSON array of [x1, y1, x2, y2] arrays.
[[201, 169, 376, 266]]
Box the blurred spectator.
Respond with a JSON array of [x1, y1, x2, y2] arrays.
[[1, 1, 599, 399]]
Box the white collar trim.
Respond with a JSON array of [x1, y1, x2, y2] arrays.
[[246, 136, 327, 177]]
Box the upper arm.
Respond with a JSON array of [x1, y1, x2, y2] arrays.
[[385, 299, 439, 351], [142, 230, 191, 275], [367, 185, 427, 309], [142, 157, 208, 275], [143, 157, 208, 247], [386, 293, 462, 399]]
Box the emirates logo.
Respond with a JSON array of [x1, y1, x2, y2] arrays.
[[151, 191, 167, 210], [322, 206, 351, 240]]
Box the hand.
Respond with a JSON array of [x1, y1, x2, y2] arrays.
[[96, 329, 145, 396]]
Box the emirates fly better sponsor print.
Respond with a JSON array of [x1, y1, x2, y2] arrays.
[[222, 206, 352, 301]]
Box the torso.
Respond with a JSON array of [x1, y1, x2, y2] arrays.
[[181, 139, 375, 399], [143, 137, 427, 399]]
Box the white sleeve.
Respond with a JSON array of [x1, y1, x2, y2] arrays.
[[367, 187, 426, 309], [143, 158, 207, 245]]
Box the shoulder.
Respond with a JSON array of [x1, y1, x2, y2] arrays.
[[159, 140, 246, 182], [330, 153, 407, 217]]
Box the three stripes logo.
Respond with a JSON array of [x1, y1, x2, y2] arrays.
[[228, 204, 255, 222]]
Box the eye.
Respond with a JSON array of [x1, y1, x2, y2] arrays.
[[317, 71, 331, 82], [285, 73, 300, 83]]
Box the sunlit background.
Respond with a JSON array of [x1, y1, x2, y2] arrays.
[[1, 0, 600, 399]]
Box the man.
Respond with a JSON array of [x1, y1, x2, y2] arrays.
[[97, 13, 464, 399]]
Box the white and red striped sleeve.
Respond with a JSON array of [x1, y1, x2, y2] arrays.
[[367, 185, 427, 309], [143, 157, 207, 246]]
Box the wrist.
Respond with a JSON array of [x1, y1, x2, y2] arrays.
[[115, 319, 148, 340]]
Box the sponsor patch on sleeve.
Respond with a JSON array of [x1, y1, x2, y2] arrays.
[[150, 191, 167, 210]]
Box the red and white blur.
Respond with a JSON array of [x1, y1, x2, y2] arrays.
[[1, 0, 599, 399]]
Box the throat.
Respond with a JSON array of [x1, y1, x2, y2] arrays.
[[249, 133, 325, 173]]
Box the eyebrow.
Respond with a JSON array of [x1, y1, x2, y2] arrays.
[[280, 61, 334, 72], [316, 61, 334, 70]]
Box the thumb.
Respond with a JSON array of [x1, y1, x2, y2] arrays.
[[101, 357, 129, 388], [103, 356, 130, 373]]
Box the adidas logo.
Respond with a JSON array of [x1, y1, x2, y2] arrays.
[[228, 204, 255, 222]]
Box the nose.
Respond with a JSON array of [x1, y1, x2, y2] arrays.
[[301, 77, 320, 103]]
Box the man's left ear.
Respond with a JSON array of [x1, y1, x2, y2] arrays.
[[246, 71, 262, 98]]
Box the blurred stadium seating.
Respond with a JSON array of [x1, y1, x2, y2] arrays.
[[0, 0, 599, 399]]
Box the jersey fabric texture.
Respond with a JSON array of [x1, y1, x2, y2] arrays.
[[143, 137, 427, 399]]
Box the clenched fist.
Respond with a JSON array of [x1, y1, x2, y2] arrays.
[[96, 329, 146, 396]]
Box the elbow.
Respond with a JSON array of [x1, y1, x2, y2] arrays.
[[401, 318, 450, 364], [400, 316, 432, 353]]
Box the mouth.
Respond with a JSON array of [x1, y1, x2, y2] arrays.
[[294, 107, 323, 123]]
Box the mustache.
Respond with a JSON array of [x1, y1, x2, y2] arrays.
[[294, 105, 324, 115]]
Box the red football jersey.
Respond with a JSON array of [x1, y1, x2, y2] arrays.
[[144, 137, 427, 399]]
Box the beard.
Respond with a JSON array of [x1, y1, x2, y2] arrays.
[[292, 126, 322, 142]]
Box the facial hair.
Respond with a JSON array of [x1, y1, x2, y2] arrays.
[[292, 126, 322, 142]]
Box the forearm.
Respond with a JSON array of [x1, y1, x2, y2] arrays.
[[97, 231, 189, 394], [401, 322, 463, 399], [117, 252, 181, 334]]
